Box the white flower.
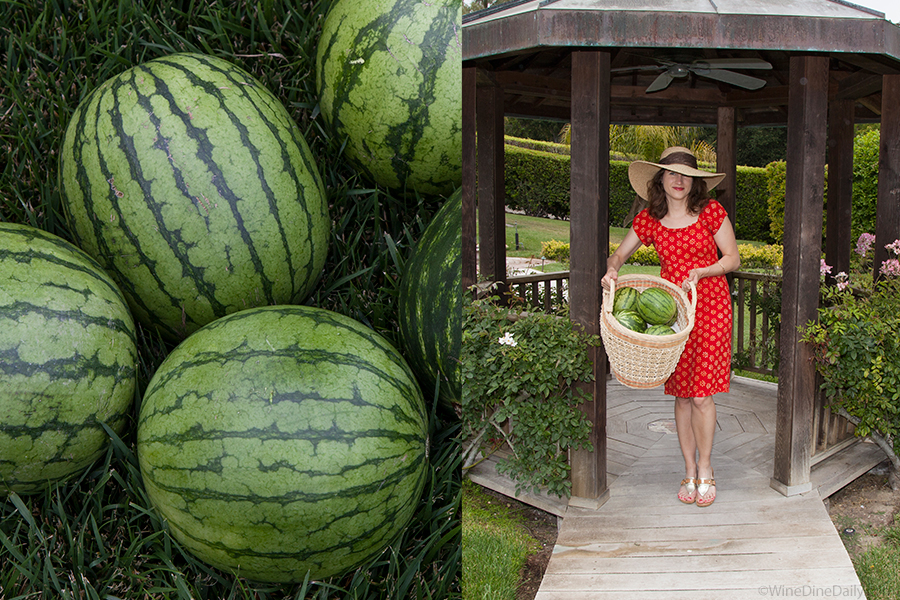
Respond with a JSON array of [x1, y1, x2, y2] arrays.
[[498, 332, 517, 347]]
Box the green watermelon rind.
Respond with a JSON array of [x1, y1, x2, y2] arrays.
[[612, 286, 639, 314], [645, 324, 677, 336], [398, 190, 461, 408], [614, 310, 647, 333], [0, 223, 137, 495], [59, 52, 330, 341], [137, 305, 428, 583], [637, 287, 678, 326], [315, 0, 462, 195]]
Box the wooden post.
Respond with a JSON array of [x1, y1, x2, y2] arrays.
[[825, 99, 854, 285], [873, 74, 900, 278], [771, 55, 829, 496], [462, 66, 477, 291], [716, 106, 737, 222], [476, 80, 506, 287], [567, 50, 610, 508]]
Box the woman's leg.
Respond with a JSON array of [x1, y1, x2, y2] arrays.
[[674, 396, 698, 501], [691, 395, 717, 504]]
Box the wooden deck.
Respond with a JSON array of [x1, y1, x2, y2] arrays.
[[469, 376, 883, 599]]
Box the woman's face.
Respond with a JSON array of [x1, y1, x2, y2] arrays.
[[662, 169, 693, 202]]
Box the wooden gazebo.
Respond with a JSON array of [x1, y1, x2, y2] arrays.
[[462, 0, 900, 506]]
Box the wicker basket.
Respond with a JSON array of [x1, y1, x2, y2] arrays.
[[599, 274, 697, 389]]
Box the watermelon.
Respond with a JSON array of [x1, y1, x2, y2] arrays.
[[615, 311, 646, 333], [398, 190, 461, 408], [137, 306, 428, 582], [645, 324, 676, 336], [637, 287, 678, 326], [316, 0, 462, 195], [612, 286, 639, 314], [59, 52, 330, 341], [0, 223, 136, 495]]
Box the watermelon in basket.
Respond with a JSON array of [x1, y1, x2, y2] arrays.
[[600, 274, 696, 389]]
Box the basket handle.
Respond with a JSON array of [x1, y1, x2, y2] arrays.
[[684, 279, 697, 314], [602, 278, 616, 315]]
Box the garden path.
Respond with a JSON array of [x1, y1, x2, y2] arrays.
[[532, 377, 873, 599]]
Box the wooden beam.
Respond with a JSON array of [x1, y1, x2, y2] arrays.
[[873, 74, 900, 277], [772, 55, 830, 496], [567, 49, 610, 508], [825, 99, 854, 284], [462, 66, 477, 292], [475, 81, 506, 286], [716, 106, 737, 221]]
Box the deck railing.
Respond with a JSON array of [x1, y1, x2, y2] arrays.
[[506, 269, 780, 377]]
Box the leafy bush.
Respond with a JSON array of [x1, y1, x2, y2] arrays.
[[852, 128, 880, 240], [540, 239, 570, 262], [734, 166, 772, 243], [738, 244, 784, 269], [461, 294, 597, 498], [801, 235, 900, 477], [505, 146, 571, 218], [766, 161, 788, 243]]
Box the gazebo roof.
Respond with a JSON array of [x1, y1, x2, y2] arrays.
[[463, 0, 900, 125]]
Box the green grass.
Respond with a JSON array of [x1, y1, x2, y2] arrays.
[[849, 516, 900, 600], [0, 1, 459, 598], [461, 481, 540, 600]]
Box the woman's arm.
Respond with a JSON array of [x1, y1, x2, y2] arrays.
[[601, 228, 643, 289], [683, 215, 741, 288]]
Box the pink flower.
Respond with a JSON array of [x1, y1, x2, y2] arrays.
[[837, 280, 850, 291], [885, 239, 900, 257], [856, 233, 876, 256], [879, 258, 900, 278], [820, 259, 832, 277]]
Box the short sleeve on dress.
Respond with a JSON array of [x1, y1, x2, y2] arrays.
[[632, 209, 656, 246], [700, 200, 727, 235]]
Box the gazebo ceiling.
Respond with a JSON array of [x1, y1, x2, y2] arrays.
[[463, 0, 900, 126]]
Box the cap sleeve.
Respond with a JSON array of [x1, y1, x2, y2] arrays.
[[632, 208, 656, 246], [700, 200, 727, 234]]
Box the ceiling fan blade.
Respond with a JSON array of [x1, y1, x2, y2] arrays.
[[696, 68, 768, 90], [645, 72, 676, 93], [694, 58, 773, 71], [610, 64, 665, 74]]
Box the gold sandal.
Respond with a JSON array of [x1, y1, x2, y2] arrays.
[[678, 477, 698, 504], [696, 473, 716, 507]]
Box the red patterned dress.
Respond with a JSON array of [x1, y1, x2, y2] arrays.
[[632, 200, 732, 397]]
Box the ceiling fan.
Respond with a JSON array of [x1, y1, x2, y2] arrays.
[[612, 57, 773, 93]]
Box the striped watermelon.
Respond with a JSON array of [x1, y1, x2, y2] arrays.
[[316, 0, 462, 196], [615, 311, 647, 333], [398, 189, 461, 408], [612, 286, 639, 314], [637, 287, 678, 326], [0, 223, 136, 495], [137, 306, 428, 582], [59, 53, 330, 341]]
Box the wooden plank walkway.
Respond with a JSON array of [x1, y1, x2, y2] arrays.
[[533, 378, 870, 599]]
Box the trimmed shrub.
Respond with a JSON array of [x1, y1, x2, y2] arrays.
[[505, 146, 571, 218], [852, 128, 880, 240], [541, 239, 571, 262], [734, 166, 772, 243]]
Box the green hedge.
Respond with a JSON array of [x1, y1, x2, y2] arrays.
[[506, 145, 770, 241]]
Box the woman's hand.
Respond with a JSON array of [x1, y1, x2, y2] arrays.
[[682, 268, 702, 291], [601, 268, 618, 291]]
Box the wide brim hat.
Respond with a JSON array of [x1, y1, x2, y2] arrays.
[[628, 146, 726, 200]]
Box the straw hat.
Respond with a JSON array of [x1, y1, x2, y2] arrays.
[[628, 146, 726, 199]]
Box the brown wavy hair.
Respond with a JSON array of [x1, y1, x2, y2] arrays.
[[645, 151, 711, 221]]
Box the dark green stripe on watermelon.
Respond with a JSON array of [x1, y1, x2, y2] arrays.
[[59, 52, 329, 341], [0, 223, 137, 495], [398, 189, 461, 408], [136, 305, 428, 582]]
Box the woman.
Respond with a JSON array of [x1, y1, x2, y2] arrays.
[[601, 146, 740, 508]]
